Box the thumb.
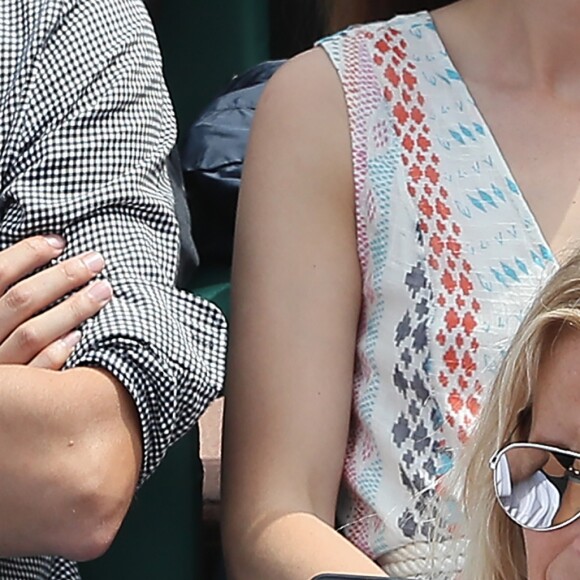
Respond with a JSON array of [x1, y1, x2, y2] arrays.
[[546, 538, 580, 580]]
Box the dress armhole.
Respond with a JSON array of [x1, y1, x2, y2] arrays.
[[316, 26, 389, 276]]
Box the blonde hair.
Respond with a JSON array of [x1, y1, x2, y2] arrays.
[[460, 250, 580, 579]]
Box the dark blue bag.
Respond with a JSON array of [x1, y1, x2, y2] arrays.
[[181, 60, 284, 267]]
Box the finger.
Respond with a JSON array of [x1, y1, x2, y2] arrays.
[[28, 331, 82, 370], [0, 235, 66, 295], [546, 538, 580, 580], [0, 280, 112, 365], [0, 251, 105, 343]]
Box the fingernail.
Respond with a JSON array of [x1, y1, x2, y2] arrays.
[[81, 251, 105, 274], [61, 330, 82, 349], [45, 235, 65, 249], [87, 280, 113, 302]]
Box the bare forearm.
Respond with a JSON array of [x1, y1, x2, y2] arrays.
[[225, 511, 387, 580], [0, 365, 141, 560]]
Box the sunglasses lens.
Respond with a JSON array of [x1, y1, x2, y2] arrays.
[[493, 446, 580, 530]]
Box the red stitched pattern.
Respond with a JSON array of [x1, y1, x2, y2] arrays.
[[375, 29, 481, 442]]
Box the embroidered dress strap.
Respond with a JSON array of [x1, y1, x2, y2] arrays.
[[317, 10, 555, 564]]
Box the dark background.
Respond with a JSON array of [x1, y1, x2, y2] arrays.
[[145, 0, 453, 141]]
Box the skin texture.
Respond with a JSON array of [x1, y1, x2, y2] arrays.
[[544, 538, 580, 580], [0, 236, 111, 368], [525, 329, 580, 579], [433, 0, 580, 257], [0, 366, 141, 561], [0, 235, 142, 561], [222, 49, 387, 579], [223, 0, 580, 577]]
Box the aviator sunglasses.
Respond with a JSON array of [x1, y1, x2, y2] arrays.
[[490, 442, 580, 532]]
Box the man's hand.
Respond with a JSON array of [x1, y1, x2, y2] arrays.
[[0, 240, 140, 561], [0, 235, 111, 368]]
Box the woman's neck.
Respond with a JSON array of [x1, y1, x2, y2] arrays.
[[433, 0, 580, 102]]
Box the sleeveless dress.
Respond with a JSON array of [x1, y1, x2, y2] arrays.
[[318, 12, 555, 578]]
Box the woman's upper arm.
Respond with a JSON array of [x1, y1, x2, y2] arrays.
[[222, 48, 360, 532]]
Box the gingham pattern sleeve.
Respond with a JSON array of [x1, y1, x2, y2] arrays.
[[0, 1, 227, 577]]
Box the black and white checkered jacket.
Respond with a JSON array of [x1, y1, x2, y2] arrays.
[[0, 0, 227, 577]]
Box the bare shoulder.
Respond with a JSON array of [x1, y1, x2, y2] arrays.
[[247, 47, 353, 203], [261, 47, 345, 109]]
